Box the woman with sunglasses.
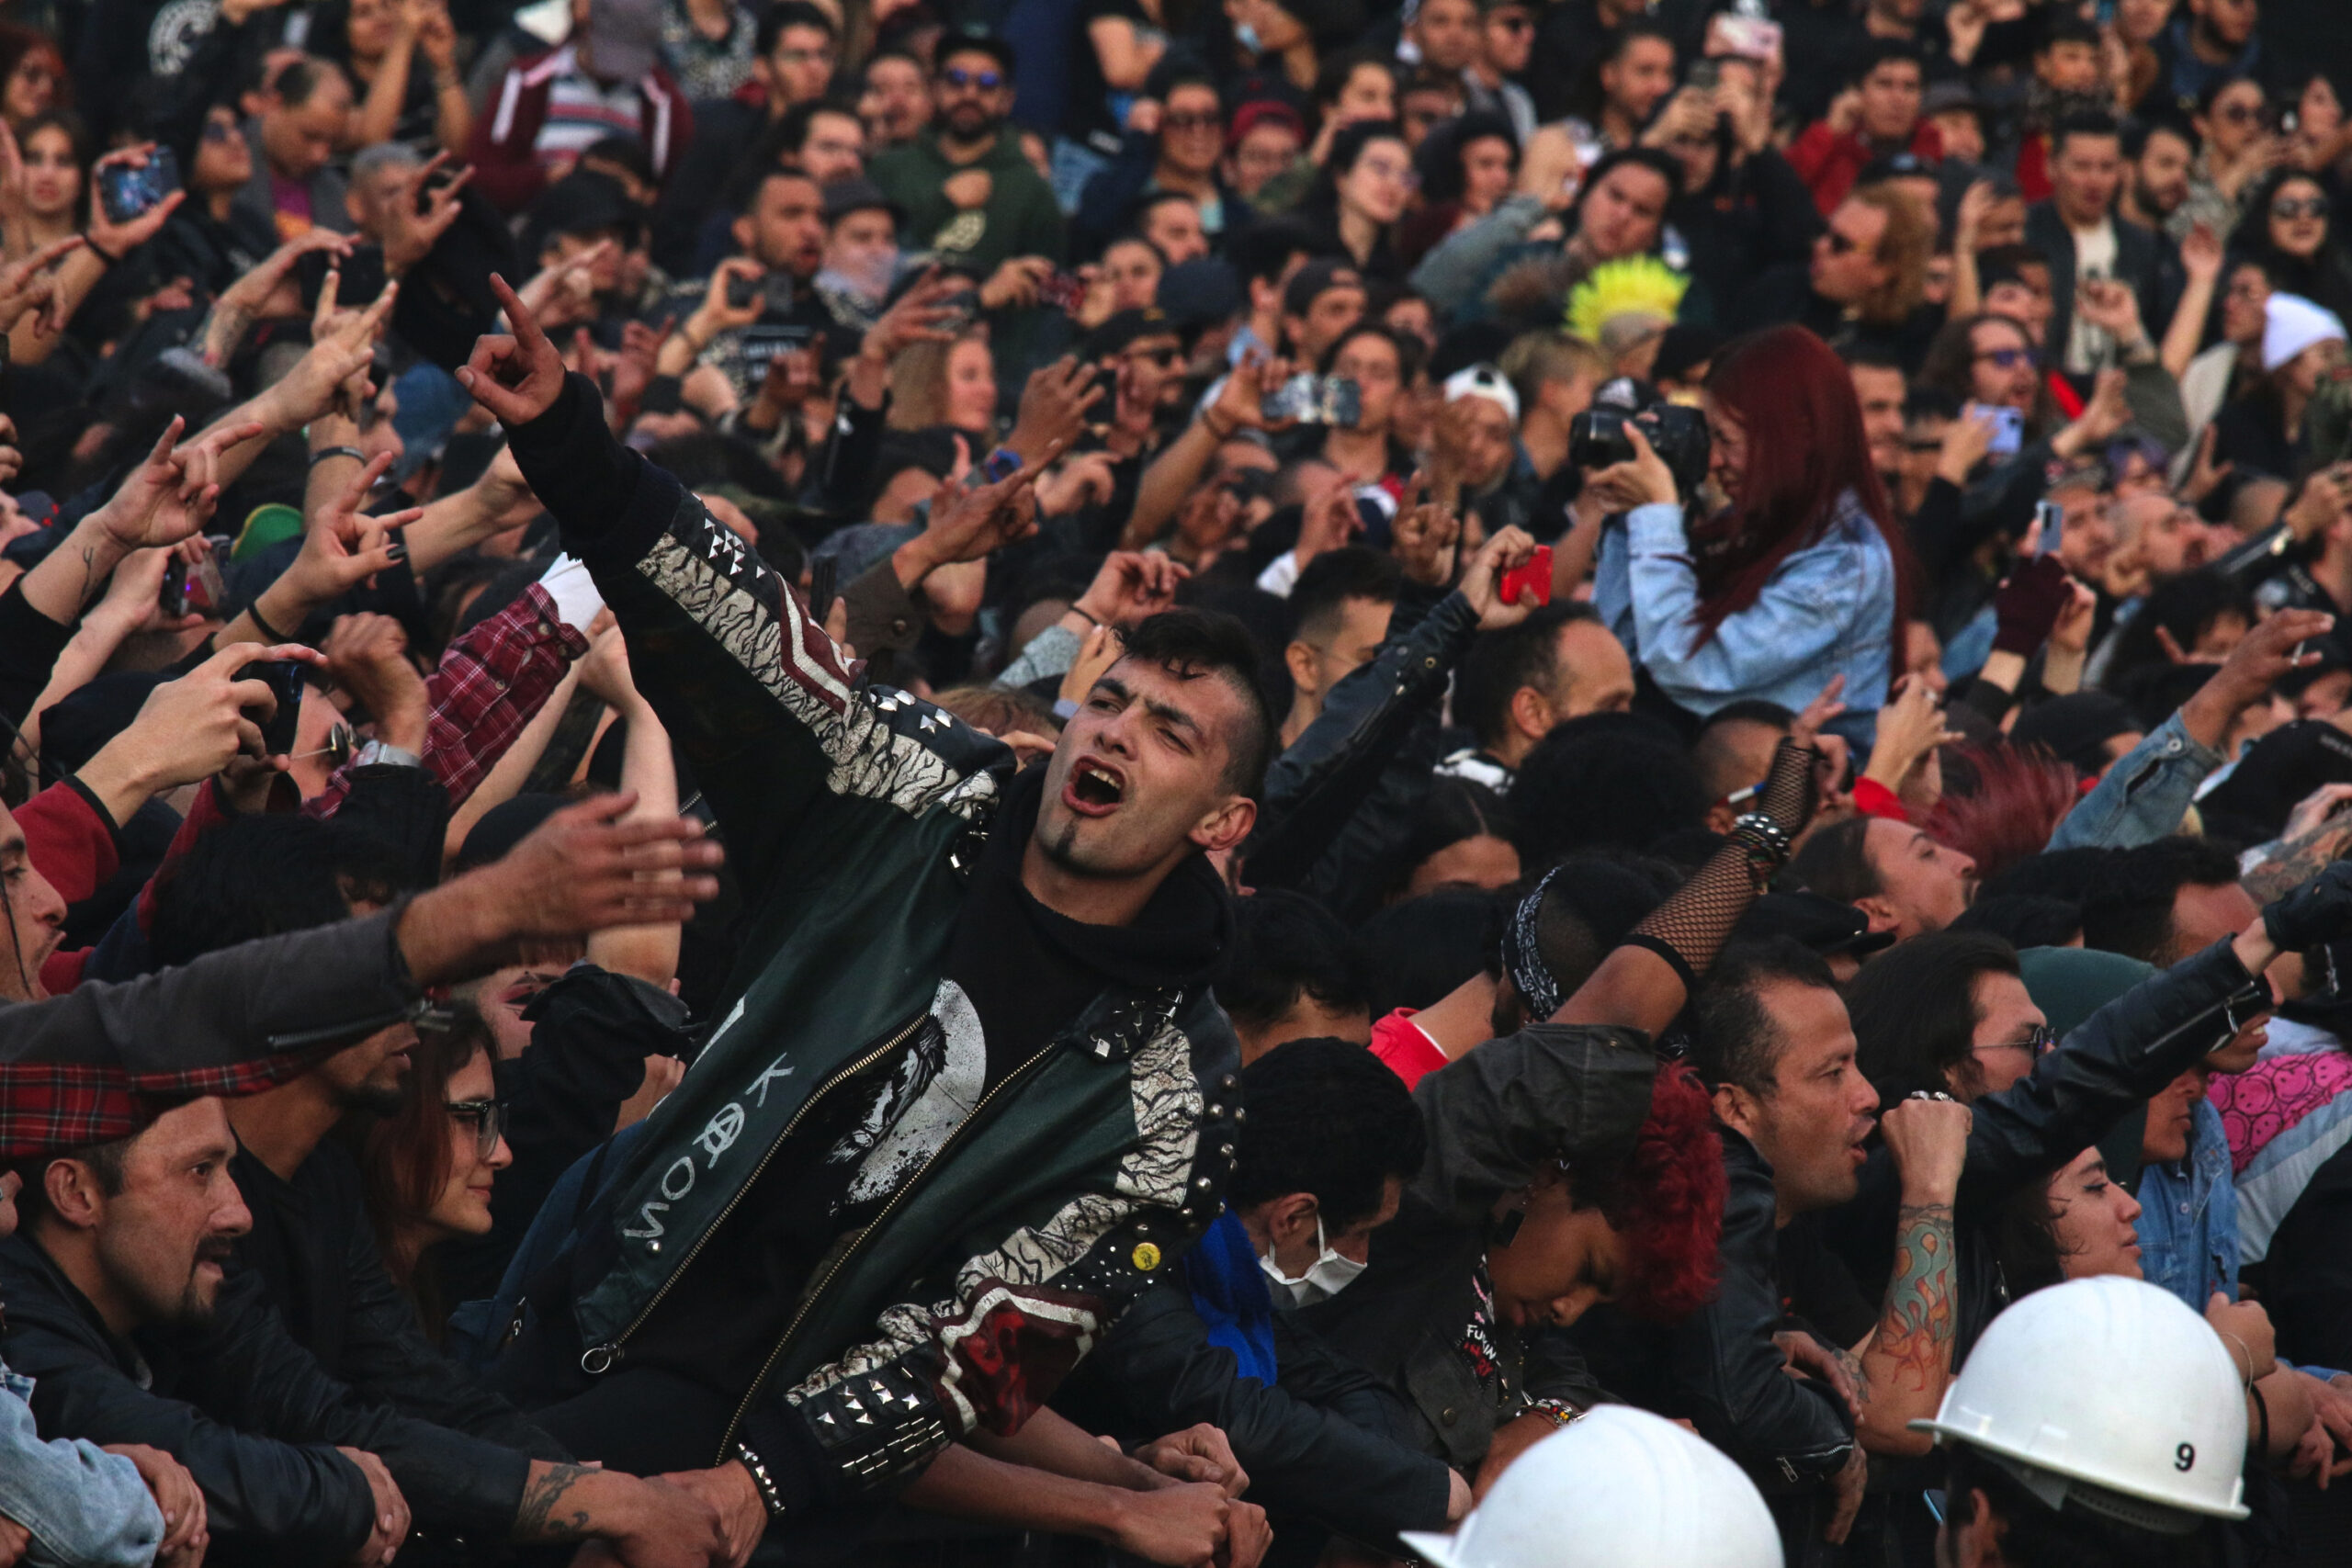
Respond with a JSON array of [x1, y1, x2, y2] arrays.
[[359, 1012, 514, 1343], [2230, 167, 2352, 324], [151, 99, 280, 299]]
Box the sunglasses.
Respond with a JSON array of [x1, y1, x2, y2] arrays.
[[1973, 1024, 2057, 1060], [1974, 345, 2037, 370], [2274, 197, 2330, 221], [2215, 102, 2262, 123], [942, 66, 1004, 91], [447, 1098, 508, 1162], [1163, 110, 1223, 131], [201, 118, 239, 142]]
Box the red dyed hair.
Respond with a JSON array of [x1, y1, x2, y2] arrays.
[[1927, 744, 2083, 886], [1690, 326, 1915, 649], [1575, 1063, 1726, 1321]]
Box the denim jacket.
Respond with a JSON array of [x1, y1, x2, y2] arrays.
[[2046, 710, 2221, 852], [2135, 1097, 2239, 1311], [1595, 494, 1894, 743], [0, 1361, 161, 1568]]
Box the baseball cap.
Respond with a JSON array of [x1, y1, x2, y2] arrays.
[[1443, 362, 1519, 422], [936, 25, 1016, 77], [1281, 257, 1361, 318], [822, 176, 901, 226], [586, 0, 662, 81]]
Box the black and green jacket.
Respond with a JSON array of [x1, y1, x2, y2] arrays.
[[504, 373, 1241, 1508]]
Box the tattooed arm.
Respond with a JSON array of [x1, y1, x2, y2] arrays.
[[505, 1461, 736, 1567], [1851, 1097, 1972, 1457], [2241, 784, 2352, 904]]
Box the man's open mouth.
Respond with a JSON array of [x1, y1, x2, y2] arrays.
[[1065, 759, 1125, 816]]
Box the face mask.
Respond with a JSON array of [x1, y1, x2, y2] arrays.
[[1259, 1213, 1366, 1306], [1235, 20, 1262, 53]]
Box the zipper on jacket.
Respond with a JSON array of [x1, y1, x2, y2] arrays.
[[713, 1036, 1063, 1458], [578, 1010, 931, 1375]]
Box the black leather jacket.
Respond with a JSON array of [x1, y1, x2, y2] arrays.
[[0, 1240, 533, 1567], [1247, 583, 1479, 926], [1825, 933, 2268, 1366], [1306, 1024, 1655, 1472], [1051, 1283, 1453, 1543]]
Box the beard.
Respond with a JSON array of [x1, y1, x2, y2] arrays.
[[940, 104, 1000, 147]]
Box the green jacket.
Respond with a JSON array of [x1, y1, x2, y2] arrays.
[[506, 374, 1238, 1502], [869, 131, 1069, 274]]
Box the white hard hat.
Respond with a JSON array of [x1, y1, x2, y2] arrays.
[[1399, 1406, 1781, 1568], [1910, 1276, 2249, 1531]]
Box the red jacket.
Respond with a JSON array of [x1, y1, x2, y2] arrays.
[[1787, 118, 1943, 215], [468, 43, 693, 213]]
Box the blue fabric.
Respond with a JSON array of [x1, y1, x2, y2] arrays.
[[1182, 1210, 1278, 1385], [2048, 710, 2222, 852], [2136, 1097, 2240, 1310], [1594, 491, 1894, 745]]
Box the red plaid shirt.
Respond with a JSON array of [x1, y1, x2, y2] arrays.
[[307, 582, 589, 820], [0, 1046, 329, 1158]]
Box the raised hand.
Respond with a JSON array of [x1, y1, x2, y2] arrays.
[[285, 452, 422, 603], [265, 276, 398, 427], [1459, 525, 1540, 630], [0, 234, 79, 335], [96, 415, 269, 551], [1390, 469, 1462, 588], [1074, 549, 1188, 627], [379, 151, 475, 274], [85, 143, 185, 258], [458, 274, 570, 426], [1294, 469, 1362, 569], [1005, 355, 1104, 465], [475, 791, 725, 938]]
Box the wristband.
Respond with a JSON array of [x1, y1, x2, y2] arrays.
[[310, 446, 366, 468], [733, 1443, 789, 1520], [246, 600, 295, 645], [1622, 931, 1699, 995], [80, 231, 121, 267], [1069, 604, 1103, 629], [1202, 409, 1237, 440], [979, 445, 1023, 483], [1730, 810, 1794, 882]]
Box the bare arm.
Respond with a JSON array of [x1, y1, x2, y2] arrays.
[[444, 662, 581, 865], [579, 629, 683, 987]]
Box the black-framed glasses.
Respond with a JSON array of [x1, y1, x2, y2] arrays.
[[2215, 102, 2261, 123], [1163, 111, 1223, 131], [2273, 197, 2331, 221], [942, 66, 1003, 91], [1973, 1024, 2057, 1060], [447, 1099, 508, 1161]]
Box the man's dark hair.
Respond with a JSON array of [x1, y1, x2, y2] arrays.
[[1512, 713, 1707, 863], [1950, 894, 2083, 950], [2079, 836, 2245, 964], [1689, 937, 1838, 1098], [1120, 608, 1279, 801], [11, 1137, 132, 1233], [582, 134, 656, 186], [1229, 217, 1333, 288], [1220, 890, 1368, 1036], [1942, 1444, 2219, 1568], [759, 1, 838, 52], [1845, 930, 2022, 1103], [1454, 604, 1594, 750], [2050, 108, 2123, 159], [1527, 856, 1670, 1005], [2122, 113, 2196, 162], [1230, 1037, 1425, 1231], [148, 814, 413, 970], [273, 57, 342, 108], [1851, 37, 1923, 87], [1145, 62, 1219, 105], [1138, 187, 1202, 225], [741, 160, 820, 218], [1356, 886, 1509, 1013], [1288, 546, 1399, 648], [1839, 342, 1907, 375], [1313, 50, 1397, 114], [1790, 815, 1883, 906]]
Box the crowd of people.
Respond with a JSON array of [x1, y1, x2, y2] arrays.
[[0, 0, 2348, 1564]]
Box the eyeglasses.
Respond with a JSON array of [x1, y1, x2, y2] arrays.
[[447, 1099, 508, 1162], [1125, 344, 1184, 367], [2215, 102, 2261, 123], [1973, 1024, 2057, 1060], [941, 66, 1004, 91], [2274, 196, 2331, 221], [1163, 111, 1223, 132], [775, 46, 835, 64], [201, 118, 238, 143], [1974, 345, 2038, 369]]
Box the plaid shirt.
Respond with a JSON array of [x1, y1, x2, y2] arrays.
[[308, 582, 588, 820], [0, 1045, 326, 1159]]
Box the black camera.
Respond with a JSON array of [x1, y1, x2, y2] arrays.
[[237, 660, 308, 756], [1568, 396, 1712, 501]]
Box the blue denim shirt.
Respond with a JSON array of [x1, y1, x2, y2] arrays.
[[1595, 496, 1894, 746], [2046, 711, 2222, 852], [0, 1360, 162, 1568], [2135, 1097, 2240, 1311]]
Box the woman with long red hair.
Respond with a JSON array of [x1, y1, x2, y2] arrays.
[[1589, 324, 1911, 742]]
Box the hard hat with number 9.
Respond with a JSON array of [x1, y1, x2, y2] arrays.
[[1910, 1275, 2250, 1531], [1400, 1405, 1782, 1568]]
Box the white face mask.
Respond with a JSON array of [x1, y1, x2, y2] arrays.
[[1259, 1213, 1366, 1306]]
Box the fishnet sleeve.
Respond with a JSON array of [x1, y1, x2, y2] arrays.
[[1624, 737, 1818, 987]]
